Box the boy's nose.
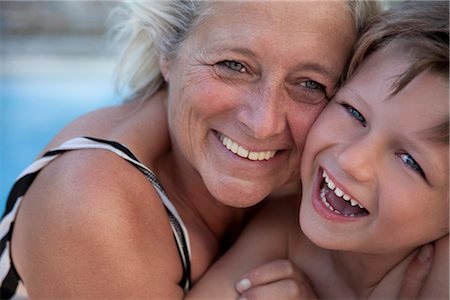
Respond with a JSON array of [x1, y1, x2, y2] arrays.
[[336, 135, 379, 182]]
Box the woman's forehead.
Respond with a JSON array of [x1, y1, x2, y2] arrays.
[[191, 1, 355, 48], [204, 1, 352, 28], [186, 1, 355, 74]]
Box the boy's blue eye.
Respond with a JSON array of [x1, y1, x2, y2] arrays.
[[343, 104, 366, 127], [221, 60, 247, 73], [398, 153, 425, 177]]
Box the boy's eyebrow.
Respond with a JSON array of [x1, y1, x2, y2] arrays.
[[416, 118, 449, 144], [339, 86, 372, 111]]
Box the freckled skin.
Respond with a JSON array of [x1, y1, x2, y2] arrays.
[[161, 1, 355, 207], [9, 1, 358, 298], [186, 44, 449, 300]]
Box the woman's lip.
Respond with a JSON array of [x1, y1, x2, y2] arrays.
[[214, 130, 281, 153], [218, 133, 277, 161], [211, 130, 287, 169], [212, 130, 286, 162]]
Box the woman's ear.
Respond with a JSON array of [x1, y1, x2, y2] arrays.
[[160, 55, 170, 82]]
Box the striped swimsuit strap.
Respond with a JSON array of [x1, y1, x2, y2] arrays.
[[1, 136, 191, 293]]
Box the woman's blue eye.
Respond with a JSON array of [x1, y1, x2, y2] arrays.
[[300, 80, 324, 91], [221, 61, 246, 73], [343, 104, 366, 127], [398, 153, 425, 177], [289, 80, 327, 104]]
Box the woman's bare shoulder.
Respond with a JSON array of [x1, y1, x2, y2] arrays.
[[11, 148, 184, 298], [41, 95, 170, 163]]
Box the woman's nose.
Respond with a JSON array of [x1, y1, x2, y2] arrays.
[[238, 83, 286, 139]]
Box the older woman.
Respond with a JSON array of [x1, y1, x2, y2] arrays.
[[0, 1, 380, 298]]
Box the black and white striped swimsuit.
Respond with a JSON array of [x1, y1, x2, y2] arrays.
[[0, 137, 192, 299]]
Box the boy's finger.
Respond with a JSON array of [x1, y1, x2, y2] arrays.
[[398, 243, 434, 299], [236, 259, 306, 293], [238, 278, 317, 300]]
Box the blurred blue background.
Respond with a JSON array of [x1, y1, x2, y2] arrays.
[[0, 1, 121, 213]]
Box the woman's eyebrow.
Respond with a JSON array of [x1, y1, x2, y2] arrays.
[[225, 47, 257, 58], [292, 62, 339, 81], [204, 41, 258, 58]]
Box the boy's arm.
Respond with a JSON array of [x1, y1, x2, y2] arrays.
[[186, 196, 299, 299]]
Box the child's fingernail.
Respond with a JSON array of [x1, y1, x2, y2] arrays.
[[418, 244, 432, 263], [236, 278, 251, 293]]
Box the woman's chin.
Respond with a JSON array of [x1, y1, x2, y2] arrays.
[[207, 180, 271, 208]]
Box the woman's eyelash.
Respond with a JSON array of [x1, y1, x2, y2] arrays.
[[286, 79, 328, 104], [220, 60, 247, 73], [342, 104, 366, 127], [397, 152, 425, 178], [300, 80, 325, 91]]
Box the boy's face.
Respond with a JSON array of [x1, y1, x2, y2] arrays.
[[299, 46, 449, 254]]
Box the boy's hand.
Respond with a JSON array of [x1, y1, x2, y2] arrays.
[[398, 243, 434, 299], [235, 259, 318, 300], [234, 244, 433, 300]]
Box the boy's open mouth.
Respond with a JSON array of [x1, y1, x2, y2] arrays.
[[319, 170, 369, 217]]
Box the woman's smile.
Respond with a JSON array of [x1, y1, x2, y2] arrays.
[[218, 132, 277, 161]]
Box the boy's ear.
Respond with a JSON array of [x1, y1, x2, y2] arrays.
[[160, 55, 170, 82]]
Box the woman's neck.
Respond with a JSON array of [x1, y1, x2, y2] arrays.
[[154, 144, 247, 244], [133, 91, 248, 243]]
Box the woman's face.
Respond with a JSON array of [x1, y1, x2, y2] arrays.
[[161, 1, 355, 207]]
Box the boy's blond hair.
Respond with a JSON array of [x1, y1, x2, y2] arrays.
[[347, 0, 449, 143]]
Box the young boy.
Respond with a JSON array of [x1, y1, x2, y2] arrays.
[[187, 1, 449, 299]]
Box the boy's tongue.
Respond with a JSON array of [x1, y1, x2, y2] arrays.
[[323, 185, 367, 216]]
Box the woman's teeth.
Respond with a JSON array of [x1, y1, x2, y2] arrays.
[[219, 134, 276, 161], [322, 170, 364, 209]]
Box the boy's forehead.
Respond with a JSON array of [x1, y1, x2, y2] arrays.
[[409, 73, 448, 143], [338, 48, 448, 140], [347, 46, 447, 101]]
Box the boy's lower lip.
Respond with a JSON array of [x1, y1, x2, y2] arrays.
[[311, 168, 366, 223]]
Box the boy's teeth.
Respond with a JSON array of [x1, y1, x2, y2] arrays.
[[326, 179, 336, 190], [220, 134, 276, 161], [334, 188, 344, 197], [321, 170, 364, 209]]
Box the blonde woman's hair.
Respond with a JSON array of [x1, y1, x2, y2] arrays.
[[112, 0, 382, 102]]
